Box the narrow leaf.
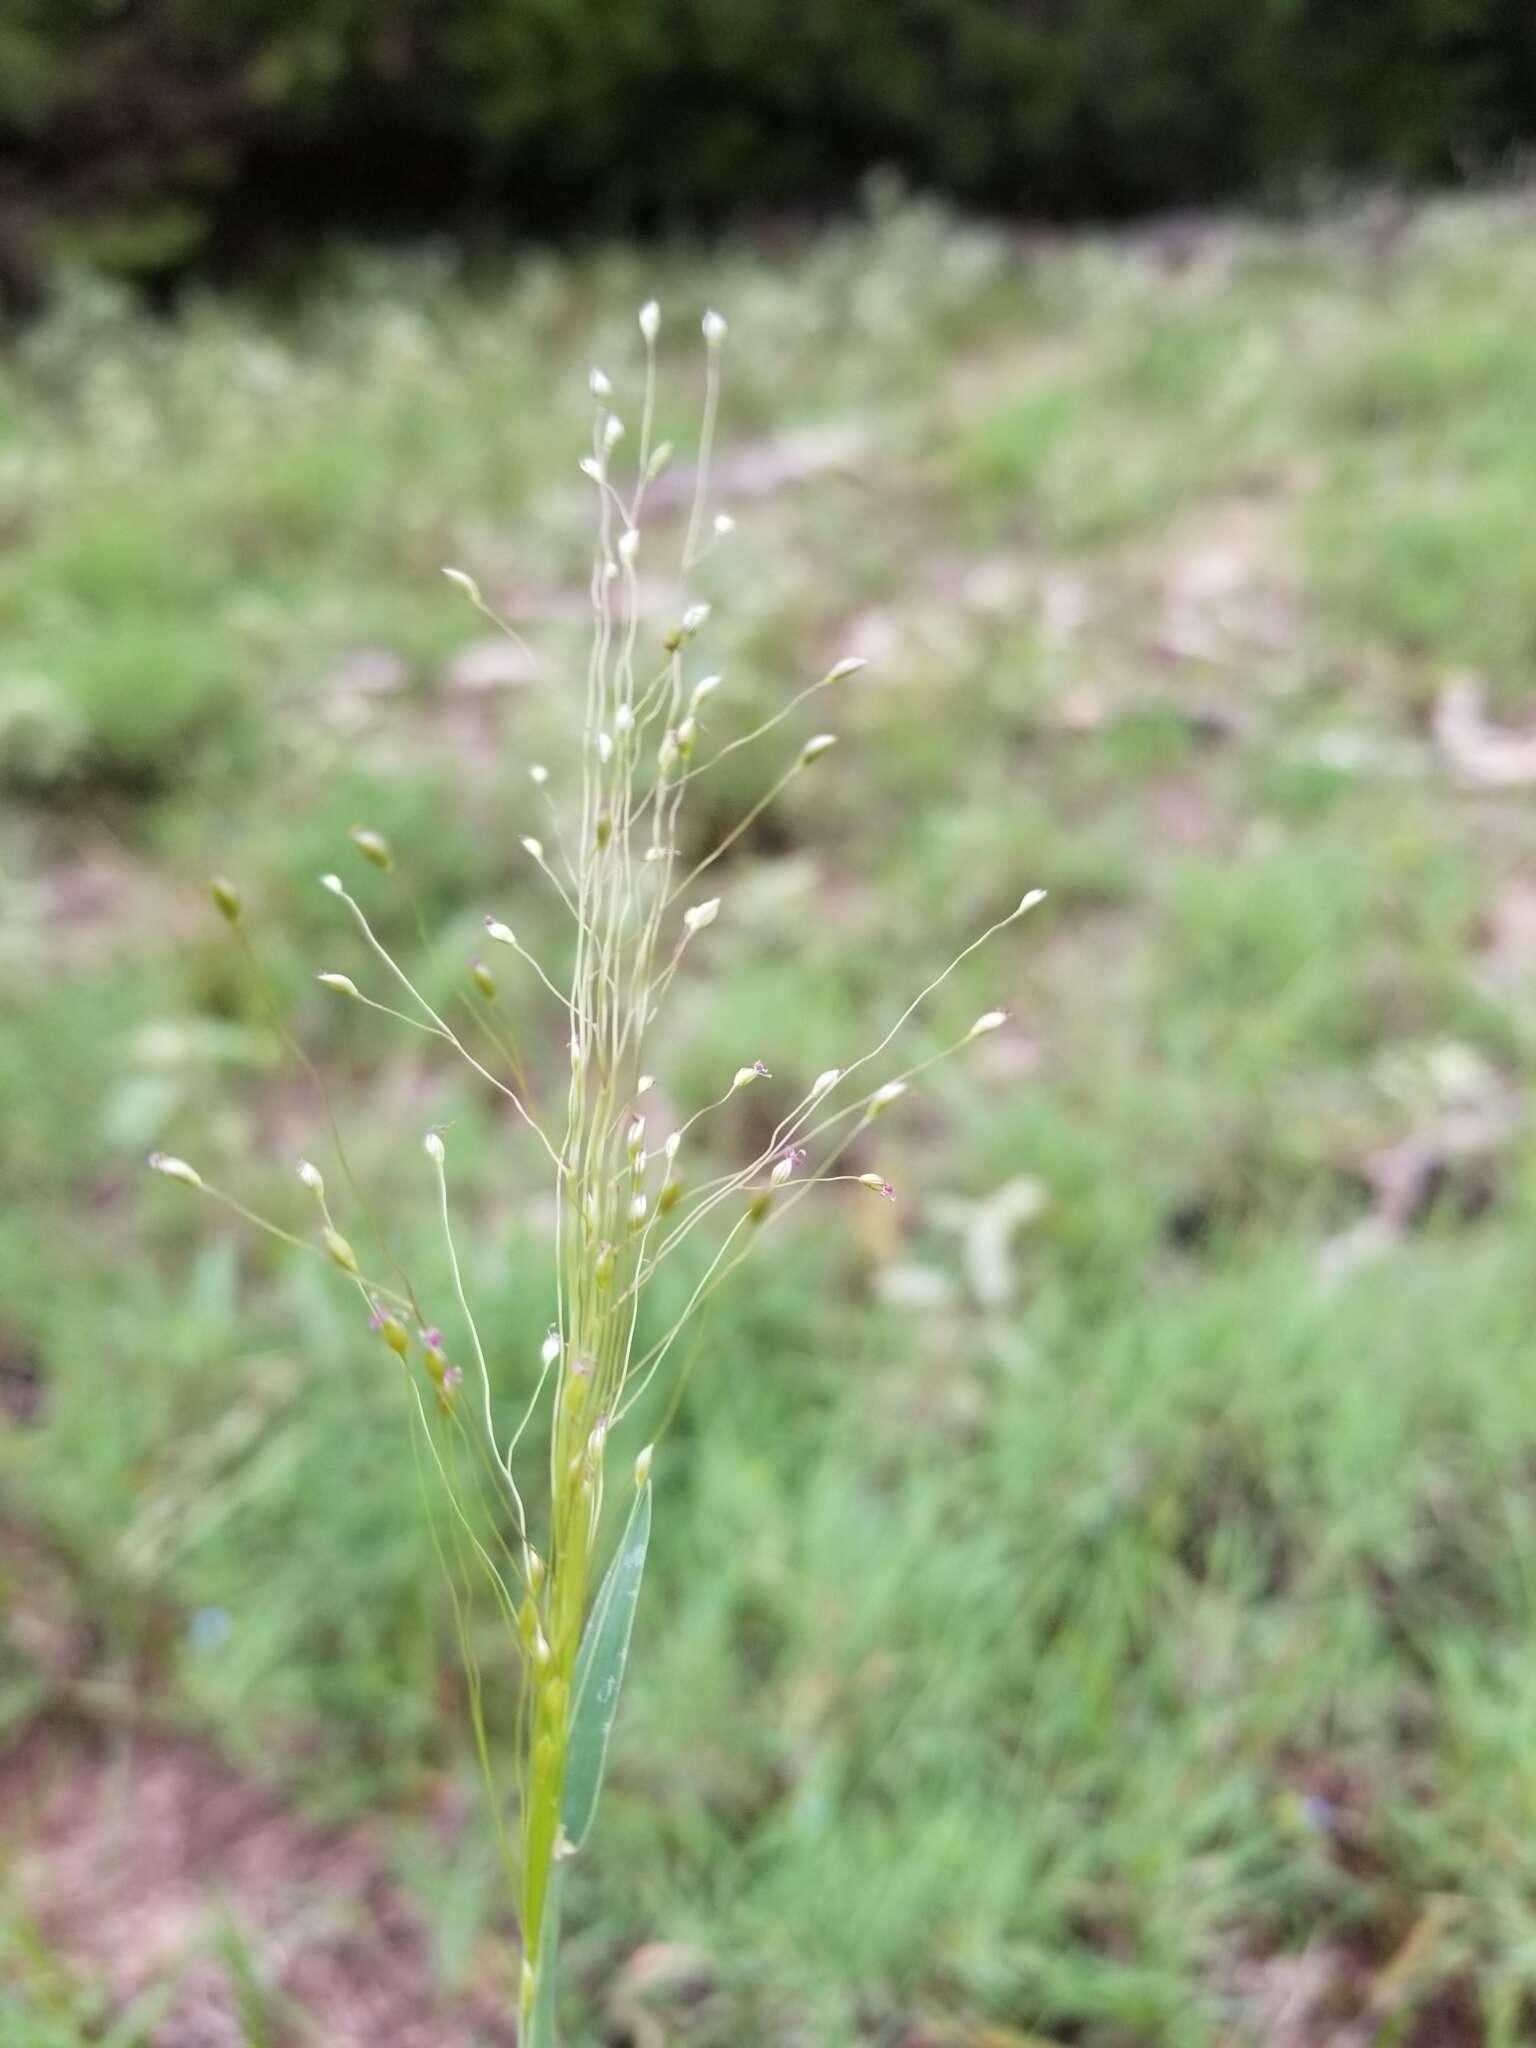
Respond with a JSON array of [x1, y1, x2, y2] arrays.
[[561, 1478, 652, 1851]]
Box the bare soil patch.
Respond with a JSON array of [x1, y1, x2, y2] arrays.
[[0, 1715, 516, 2047]]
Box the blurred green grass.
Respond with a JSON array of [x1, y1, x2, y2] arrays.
[[6, 194, 1536, 2044]]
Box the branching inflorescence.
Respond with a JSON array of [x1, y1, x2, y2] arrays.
[[150, 302, 1043, 2039]]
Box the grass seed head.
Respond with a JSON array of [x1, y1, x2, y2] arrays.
[[148, 1152, 202, 1189], [323, 1227, 360, 1274], [174, 303, 1049, 2020], [348, 826, 393, 871], [441, 566, 482, 604], [371, 1312, 410, 1358]]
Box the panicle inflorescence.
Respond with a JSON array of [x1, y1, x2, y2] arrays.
[[148, 299, 1044, 2038]]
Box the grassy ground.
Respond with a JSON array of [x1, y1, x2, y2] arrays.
[[5, 191, 1536, 2044]]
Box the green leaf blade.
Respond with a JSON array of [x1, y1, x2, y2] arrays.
[[561, 1478, 652, 1853]]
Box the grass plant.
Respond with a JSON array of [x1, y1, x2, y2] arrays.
[[146, 303, 1039, 2033]]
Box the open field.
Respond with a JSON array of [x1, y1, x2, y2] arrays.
[[6, 192, 1536, 2044]]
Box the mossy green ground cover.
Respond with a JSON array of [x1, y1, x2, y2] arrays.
[[6, 196, 1536, 2043]]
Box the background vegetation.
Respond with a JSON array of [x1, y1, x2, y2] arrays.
[[2, 0, 1536, 291], [5, 189, 1536, 2041]]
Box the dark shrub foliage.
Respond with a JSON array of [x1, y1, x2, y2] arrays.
[[1, 0, 1533, 287]]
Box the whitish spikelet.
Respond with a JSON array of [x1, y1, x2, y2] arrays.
[[148, 1153, 202, 1189], [349, 826, 393, 871]]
